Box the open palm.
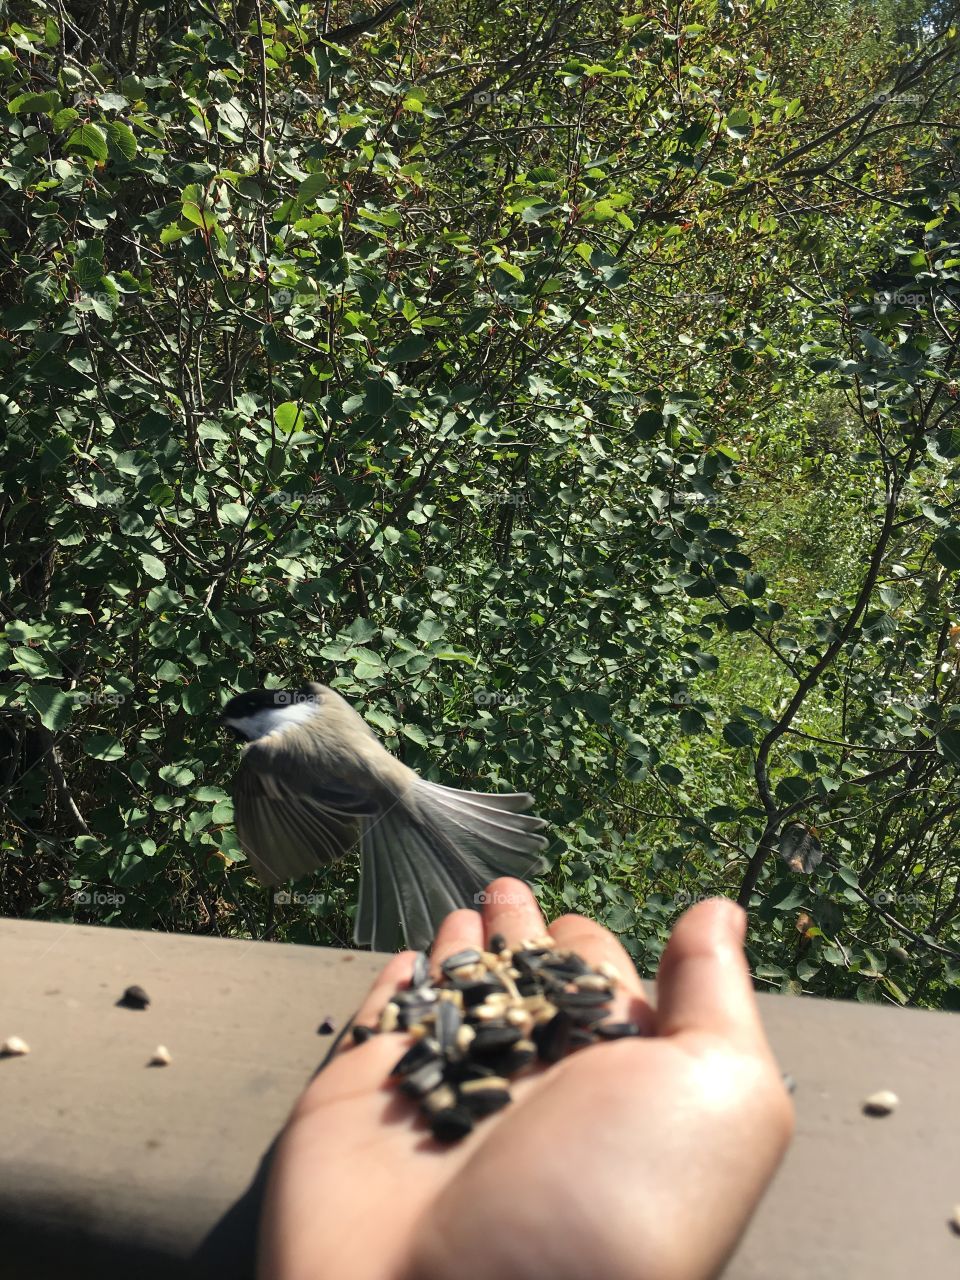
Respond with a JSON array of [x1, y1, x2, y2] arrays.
[[258, 879, 793, 1280]]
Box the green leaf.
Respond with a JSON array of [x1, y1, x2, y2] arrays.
[[140, 553, 166, 580], [386, 335, 431, 363], [83, 734, 124, 760], [159, 764, 196, 787], [28, 686, 73, 731], [105, 120, 137, 161], [220, 502, 248, 524], [932, 528, 960, 570], [725, 605, 755, 632], [723, 719, 754, 748], [274, 401, 304, 432], [936, 728, 960, 765], [65, 124, 108, 162]]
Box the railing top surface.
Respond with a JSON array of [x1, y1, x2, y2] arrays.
[[1, 915, 958, 1279]]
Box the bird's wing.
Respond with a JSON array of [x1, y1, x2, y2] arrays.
[[232, 739, 374, 885]]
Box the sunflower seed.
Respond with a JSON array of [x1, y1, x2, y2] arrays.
[[490, 1039, 536, 1073], [410, 951, 430, 989], [543, 953, 591, 977], [421, 1084, 458, 1116], [441, 949, 483, 975], [149, 1045, 172, 1066], [430, 1106, 475, 1143], [120, 984, 150, 1010], [397, 1000, 441, 1029], [554, 988, 612, 1009], [435, 1000, 462, 1053], [400, 1059, 446, 1098], [457, 980, 506, 1007], [472, 1024, 523, 1052], [446, 1059, 498, 1083], [949, 1205, 960, 1236], [534, 1011, 573, 1063], [459, 1077, 512, 1117], [393, 987, 436, 1007], [595, 1021, 643, 1040], [568, 1028, 597, 1050], [573, 973, 614, 992], [455, 1024, 476, 1053], [390, 1037, 442, 1078], [489, 933, 507, 953], [863, 1089, 899, 1116], [1, 1036, 30, 1057], [352, 1024, 375, 1045], [317, 1017, 336, 1035], [379, 1002, 400, 1034]]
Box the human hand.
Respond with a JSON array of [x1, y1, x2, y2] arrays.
[[258, 879, 794, 1280]]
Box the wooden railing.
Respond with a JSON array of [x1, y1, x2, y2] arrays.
[[1, 916, 958, 1279]]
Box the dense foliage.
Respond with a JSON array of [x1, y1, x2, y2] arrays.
[[2, 0, 960, 1009]]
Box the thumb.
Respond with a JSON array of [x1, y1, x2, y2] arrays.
[[655, 897, 769, 1055]]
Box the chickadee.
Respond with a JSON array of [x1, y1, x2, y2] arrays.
[[221, 683, 549, 951]]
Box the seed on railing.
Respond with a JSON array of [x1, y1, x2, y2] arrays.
[[1, 1036, 30, 1057], [149, 1045, 172, 1066], [863, 1089, 899, 1116], [119, 984, 150, 1010]]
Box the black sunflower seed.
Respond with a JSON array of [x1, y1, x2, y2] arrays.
[[393, 988, 438, 1008], [568, 1027, 597, 1050], [513, 949, 549, 972], [457, 979, 506, 1007], [595, 1021, 643, 1040], [541, 953, 590, 976], [400, 1059, 446, 1098], [317, 1017, 336, 1035], [352, 1024, 375, 1045], [553, 988, 612, 1009], [430, 1106, 475, 1144], [534, 1010, 573, 1064], [483, 1039, 536, 1074], [471, 1024, 523, 1053], [445, 1059, 499, 1084], [435, 1001, 462, 1053], [458, 1077, 512, 1118], [390, 1037, 442, 1078], [397, 1000, 441, 1030], [119, 984, 150, 1010], [441, 948, 483, 975], [489, 933, 507, 954], [410, 951, 430, 989]]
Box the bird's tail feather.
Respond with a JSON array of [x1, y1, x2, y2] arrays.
[[355, 782, 549, 952]]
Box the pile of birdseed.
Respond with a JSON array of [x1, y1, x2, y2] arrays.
[[352, 932, 643, 1143]]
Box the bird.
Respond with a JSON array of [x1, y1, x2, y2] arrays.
[[220, 683, 549, 951]]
